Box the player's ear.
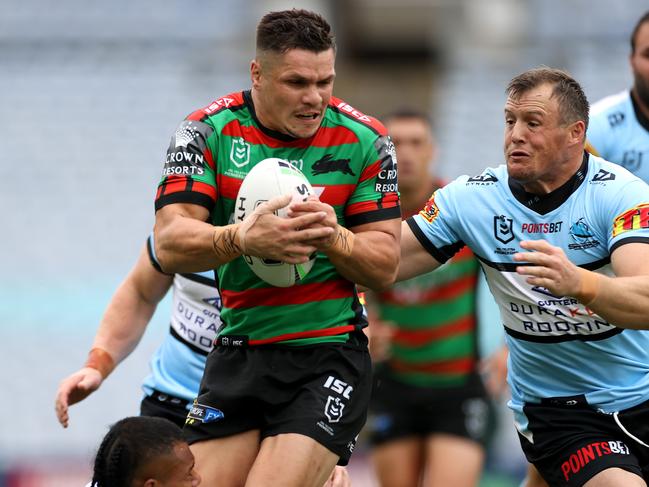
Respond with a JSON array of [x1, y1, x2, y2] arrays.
[[143, 479, 158, 487], [251, 59, 262, 87], [569, 120, 586, 146]]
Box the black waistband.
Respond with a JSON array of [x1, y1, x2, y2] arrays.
[[149, 389, 191, 409]]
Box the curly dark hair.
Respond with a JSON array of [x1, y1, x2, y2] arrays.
[[91, 416, 186, 487], [256, 9, 335, 54]]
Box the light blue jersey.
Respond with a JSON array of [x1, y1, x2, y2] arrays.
[[408, 154, 649, 433], [142, 236, 221, 405], [587, 90, 649, 183]]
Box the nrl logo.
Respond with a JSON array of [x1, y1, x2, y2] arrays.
[[494, 215, 514, 244], [230, 137, 250, 168], [324, 396, 345, 423]]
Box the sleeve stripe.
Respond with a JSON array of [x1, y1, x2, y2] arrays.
[[346, 206, 401, 227], [406, 217, 452, 263], [146, 235, 171, 275], [155, 191, 215, 211], [610, 236, 649, 254]]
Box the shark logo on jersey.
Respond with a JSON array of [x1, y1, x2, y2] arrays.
[[494, 215, 514, 244], [591, 169, 616, 182], [569, 218, 600, 250], [230, 137, 251, 168]]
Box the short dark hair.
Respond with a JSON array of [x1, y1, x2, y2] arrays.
[[506, 67, 589, 131], [630, 11, 649, 54], [256, 9, 335, 54], [383, 107, 433, 128], [91, 416, 186, 487]]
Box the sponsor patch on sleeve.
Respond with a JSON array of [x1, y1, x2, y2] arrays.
[[419, 191, 440, 223], [612, 203, 649, 237], [185, 402, 224, 425], [373, 136, 398, 194]]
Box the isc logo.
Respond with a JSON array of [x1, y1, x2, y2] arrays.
[[337, 102, 370, 122], [323, 375, 353, 399]]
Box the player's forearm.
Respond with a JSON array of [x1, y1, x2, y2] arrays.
[[155, 214, 242, 273], [580, 273, 649, 329], [91, 279, 159, 365], [326, 229, 399, 290]]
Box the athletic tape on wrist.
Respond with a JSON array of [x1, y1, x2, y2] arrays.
[[575, 268, 601, 306], [84, 348, 115, 379]]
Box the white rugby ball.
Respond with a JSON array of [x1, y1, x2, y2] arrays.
[[234, 158, 317, 287]]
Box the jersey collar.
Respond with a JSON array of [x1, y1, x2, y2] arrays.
[[508, 151, 589, 215], [242, 90, 301, 142]]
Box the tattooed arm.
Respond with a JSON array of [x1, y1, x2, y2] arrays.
[[154, 197, 333, 273], [288, 199, 401, 291]]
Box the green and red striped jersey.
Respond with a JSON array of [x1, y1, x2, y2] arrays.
[[155, 90, 400, 345], [375, 182, 481, 387]]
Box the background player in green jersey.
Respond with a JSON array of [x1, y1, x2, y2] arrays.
[[364, 109, 503, 487], [154, 9, 401, 487]]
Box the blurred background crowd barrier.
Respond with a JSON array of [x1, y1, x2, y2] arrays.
[[1, 0, 645, 485]]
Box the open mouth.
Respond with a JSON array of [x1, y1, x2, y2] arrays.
[[296, 113, 319, 121]]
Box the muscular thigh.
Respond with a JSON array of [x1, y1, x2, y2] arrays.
[[246, 433, 339, 487], [191, 430, 260, 487]]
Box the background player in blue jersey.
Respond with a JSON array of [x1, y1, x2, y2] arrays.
[[54, 241, 351, 486], [586, 11, 649, 183], [398, 67, 649, 487]]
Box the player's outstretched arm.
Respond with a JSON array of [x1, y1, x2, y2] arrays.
[[55, 245, 173, 428], [154, 197, 333, 273], [396, 220, 442, 282], [514, 240, 649, 329]]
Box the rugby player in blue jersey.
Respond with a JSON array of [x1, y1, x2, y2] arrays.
[[586, 11, 649, 184], [398, 67, 649, 487], [55, 238, 351, 487]]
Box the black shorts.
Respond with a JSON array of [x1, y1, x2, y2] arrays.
[[140, 390, 192, 429], [518, 396, 649, 486], [183, 332, 372, 466], [366, 366, 494, 447]]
